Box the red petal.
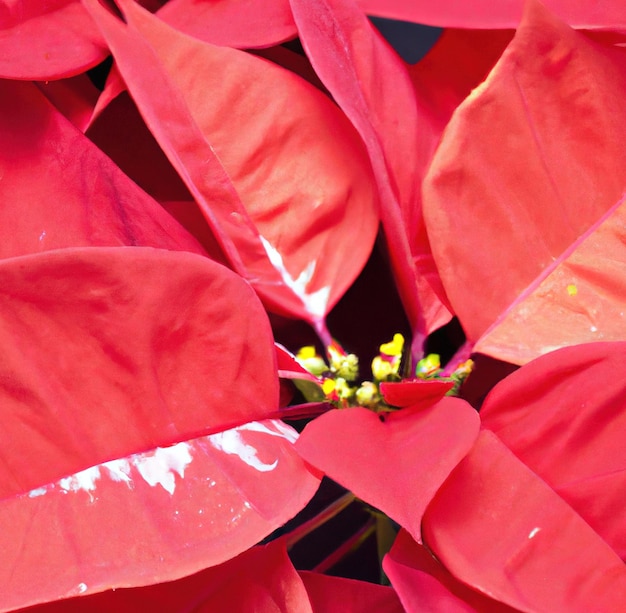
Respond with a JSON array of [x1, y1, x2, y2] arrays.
[[295, 398, 479, 541], [0, 248, 319, 609], [290, 0, 452, 344], [0, 1, 107, 79], [0, 80, 204, 258], [84, 0, 379, 324], [21, 539, 313, 612], [481, 342, 626, 559], [423, 430, 626, 611], [384, 530, 516, 612], [157, 0, 296, 48], [423, 0, 626, 363], [380, 379, 454, 409], [36, 75, 100, 133]]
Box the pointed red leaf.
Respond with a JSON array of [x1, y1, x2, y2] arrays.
[[423, 1, 626, 363], [0, 248, 319, 610], [384, 530, 516, 612], [481, 342, 626, 559], [290, 0, 452, 348], [357, 0, 626, 29], [0, 1, 107, 79], [84, 0, 379, 326], [0, 79, 205, 259], [295, 398, 480, 541], [423, 431, 626, 611]]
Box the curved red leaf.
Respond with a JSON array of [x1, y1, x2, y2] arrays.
[[84, 0, 379, 326], [21, 541, 401, 613], [481, 342, 626, 559], [423, 431, 626, 611], [3, 422, 317, 611], [156, 0, 297, 48], [0, 0, 107, 79], [290, 0, 453, 349], [295, 398, 480, 541], [0, 248, 319, 609], [0, 79, 205, 259], [423, 0, 626, 363], [19, 539, 313, 613]]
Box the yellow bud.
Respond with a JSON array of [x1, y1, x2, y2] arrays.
[[356, 381, 379, 407], [416, 353, 441, 378], [322, 378, 336, 396], [296, 346, 327, 376], [372, 356, 394, 381], [379, 333, 404, 357], [334, 377, 355, 400]]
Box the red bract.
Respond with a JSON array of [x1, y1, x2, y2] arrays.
[[22, 539, 402, 612], [384, 529, 516, 612], [423, 0, 626, 364], [156, 0, 297, 48], [379, 379, 454, 408], [422, 431, 626, 611], [481, 342, 626, 559], [83, 0, 380, 332], [0, 1, 107, 79], [0, 79, 205, 258], [295, 398, 480, 541], [0, 248, 319, 611], [290, 0, 452, 352]]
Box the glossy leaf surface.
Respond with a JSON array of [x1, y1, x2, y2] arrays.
[[423, 431, 626, 611], [85, 0, 380, 325], [291, 0, 452, 348], [423, 1, 626, 363], [295, 398, 479, 541], [0, 248, 319, 610], [481, 342, 626, 559]]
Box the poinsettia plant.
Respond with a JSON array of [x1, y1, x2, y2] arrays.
[[3, 0, 626, 611]]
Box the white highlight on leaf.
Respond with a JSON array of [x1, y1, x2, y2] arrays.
[[260, 235, 330, 319], [133, 443, 192, 495], [59, 466, 101, 495], [208, 420, 299, 472], [103, 458, 133, 484], [238, 420, 299, 444], [25, 442, 194, 499], [528, 527, 541, 539], [28, 487, 47, 498], [209, 429, 278, 472]]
